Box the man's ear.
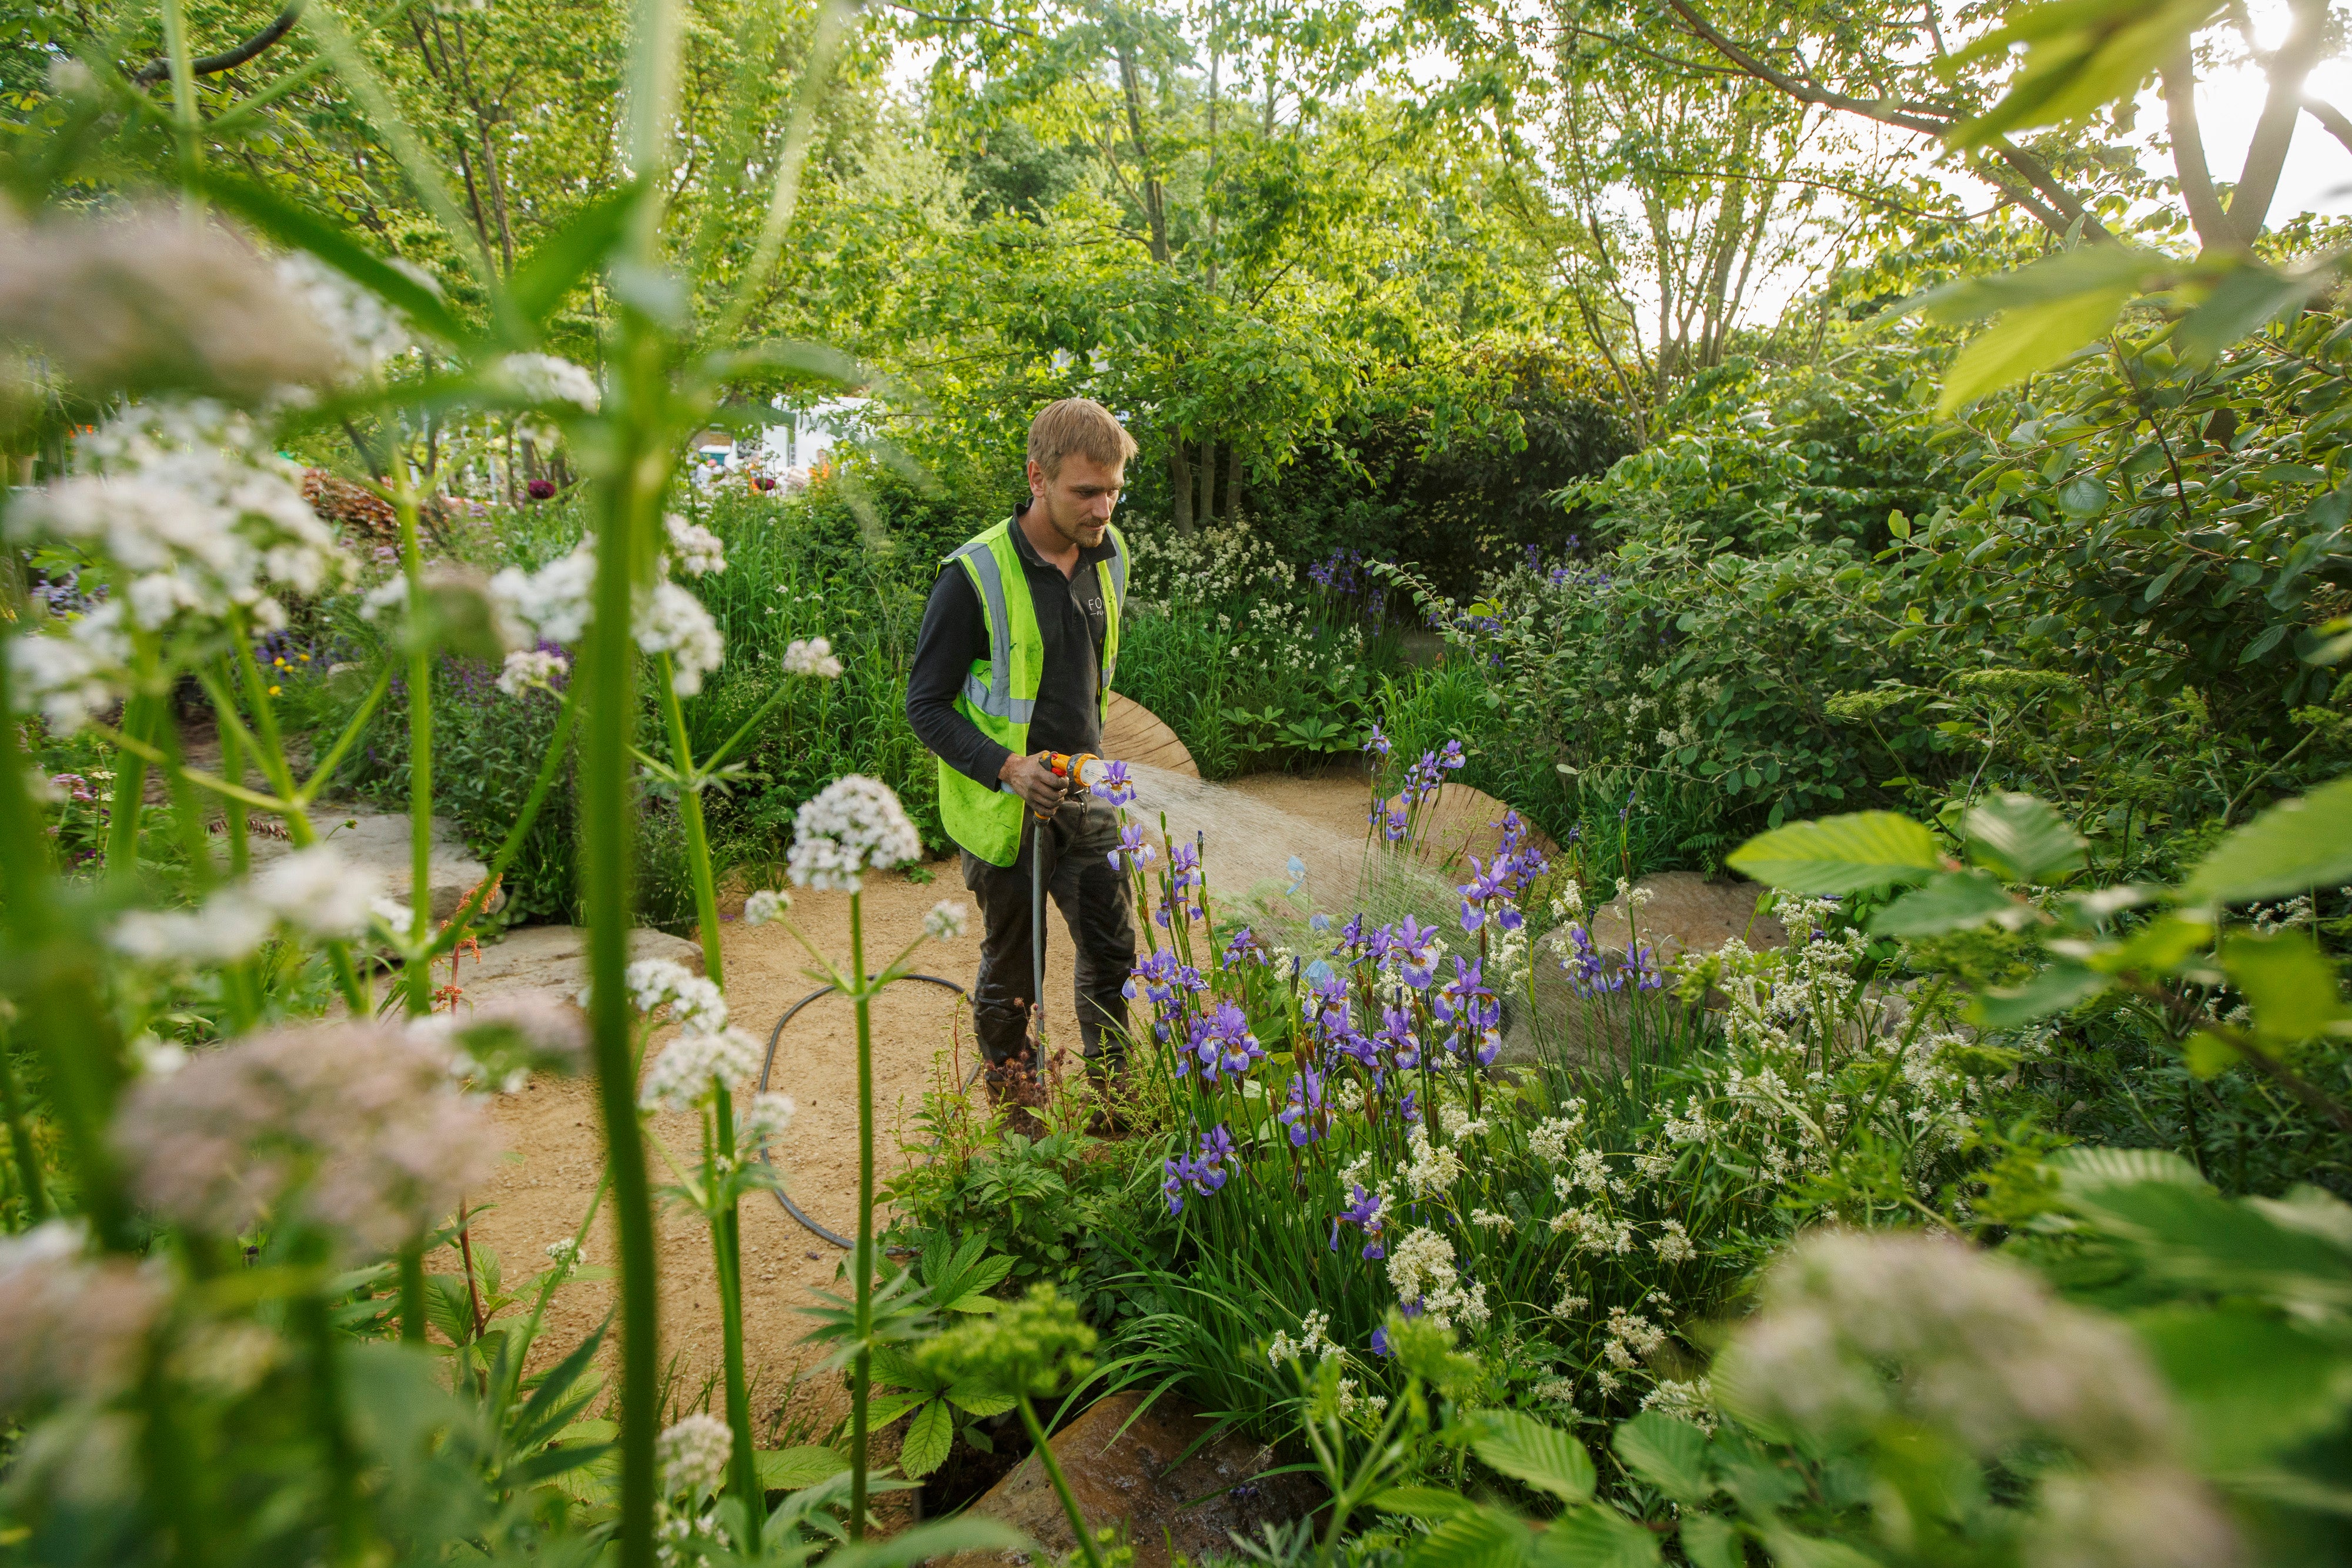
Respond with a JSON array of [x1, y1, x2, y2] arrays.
[[1025, 458, 1046, 497]]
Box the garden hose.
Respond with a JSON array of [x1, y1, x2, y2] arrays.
[[756, 971, 969, 1249]]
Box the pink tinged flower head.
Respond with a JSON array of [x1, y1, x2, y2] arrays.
[[111, 1022, 502, 1260], [0, 1222, 169, 1412]]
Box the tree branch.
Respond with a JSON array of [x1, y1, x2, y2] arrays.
[[2306, 95, 2352, 156], [133, 2, 304, 88], [2163, 46, 2234, 252], [2230, 0, 2330, 246]]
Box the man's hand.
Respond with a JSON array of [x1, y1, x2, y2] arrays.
[[1000, 751, 1072, 815]]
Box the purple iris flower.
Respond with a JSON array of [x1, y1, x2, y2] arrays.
[[1109, 823, 1157, 872], [1364, 723, 1391, 758], [1392, 915, 1439, 988], [1224, 927, 1268, 967], [1377, 1005, 1419, 1071], [1279, 1069, 1328, 1147], [1338, 1182, 1385, 1259], [1438, 739, 1465, 771], [1184, 1001, 1262, 1081], [1369, 1326, 1392, 1357], [1090, 759, 1137, 807]]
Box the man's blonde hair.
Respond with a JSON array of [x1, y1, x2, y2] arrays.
[[1027, 397, 1137, 479]]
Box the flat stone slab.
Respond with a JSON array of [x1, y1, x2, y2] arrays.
[[250, 803, 500, 922], [937, 1390, 1321, 1568], [445, 925, 705, 1004]]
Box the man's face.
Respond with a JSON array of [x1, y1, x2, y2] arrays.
[[1027, 452, 1124, 549]]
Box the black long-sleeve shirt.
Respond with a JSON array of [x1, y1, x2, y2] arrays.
[[906, 504, 1118, 788]]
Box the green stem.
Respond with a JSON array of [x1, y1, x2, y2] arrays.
[[848, 888, 873, 1539], [300, 1286, 368, 1564], [425, 687, 579, 959], [658, 660, 725, 984], [230, 624, 368, 1012], [583, 454, 659, 1568], [710, 1085, 761, 1550], [298, 662, 395, 806], [158, 0, 204, 180], [0, 1019, 48, 1227], [1017, 1395, 1104, 1568], [397, 483, 435, 1017], [218, 676, 250, 877], [104, 690, 155, 890], [399, 1244, 426, 1342]]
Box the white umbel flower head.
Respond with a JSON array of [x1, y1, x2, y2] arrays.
[[637, 580, 724, 695], [9, 599, 132, 731], [495, 352, 599, 412], [639, 1027, 762, 1112], [249, 845, 381, 940], [111, 900, 274, 965], [618, 959, 728, 1033], [742, 890, 791, 926], [663, 514, 726, 577], [654, 1412, 733, 1497], [497, 647, 568, 697], [923, 900, 969, 941], [487, 540, 597, 646], [276, 252, 410, 382], [787, 775, 921, 892], [781, 636, 843, 678], [738, 1092, 796, 1145]]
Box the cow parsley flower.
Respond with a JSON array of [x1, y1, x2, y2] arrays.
[[497, 647, 568, 697], [786, 775, 921, 892], [277, 251, 411, 381], [639, 1027, 763, 1113], [780, 636, 843, 678], [663, 513, 726, 577], [923, 900, 969, 941], [638, 580, 724, 695], [8, 599, 132, 731], [738, 1092, 796, 1145], [741, 889, 791, 926], [656, 1413, 733, 1497], [615, 959, 727, 1032], [250, 845, 380, 940], [111, 1022, 500, 1258], [496, 352, 599, 411]]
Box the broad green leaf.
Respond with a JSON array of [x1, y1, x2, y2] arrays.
[[945, 1382, 1016, 1418], [2137, 1305, 2352, 1469], [2185, 1030, 2241, 1078], [1763, 1526, 1886, 1568], [756, 1445, 848, 1490], [2176, 260, 2331, 365], [1939, 287, 2134, 413], [896, 1398, 953, 1479], [1869, 870, 2019, 938], [1680, 1516, 1743, 1568], [1468, 1409, 1596, 1504], [1915, 242, 2171, 324], [1612, 1412, 1712, 1506], [506, 182, 646, 333], [1535, 1505, 1663, 1568], [195, 172, 469, 345], [2182, 774, 2352, 904], [2047, 1146, 2208, 1192], [1964, 793, 2086, 884], [1403, 1507, 1532, 1568], [1968, 962, 2110, 1027], [1946, 0, 2224, 148], [2090, 910, 2213, 975], [1726, 813, 1943, 894], [2057, 475, 2109, 517], [2221, 932, 2350, 1045], [1373, 1485, 1479, 1519]]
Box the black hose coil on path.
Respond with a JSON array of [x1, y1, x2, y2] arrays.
[[756, 974, 970, 1249]]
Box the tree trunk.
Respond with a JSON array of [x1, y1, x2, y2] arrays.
[[1199, 437, 1217, 525], [1168, 438, 1194, 535], [1225, 443, 1245, 521]]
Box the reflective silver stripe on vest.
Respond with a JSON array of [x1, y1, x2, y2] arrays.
[[952, 537, 1037, 724], [1107, 532, 1128, 607]]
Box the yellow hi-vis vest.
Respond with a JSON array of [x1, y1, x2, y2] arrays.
[[937, 516, 1128, 867]]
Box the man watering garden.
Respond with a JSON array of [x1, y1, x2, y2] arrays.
[[906, 398, 1140, 1104]]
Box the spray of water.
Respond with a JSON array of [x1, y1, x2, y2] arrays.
[[1118, 762, 1465, 943]]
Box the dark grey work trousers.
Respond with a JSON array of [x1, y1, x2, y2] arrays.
[[960, 798, 1137, 1068]]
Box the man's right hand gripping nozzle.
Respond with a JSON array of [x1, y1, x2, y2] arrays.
[[999, 750, 1073, 817]]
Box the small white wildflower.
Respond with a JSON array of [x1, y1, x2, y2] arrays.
[[1528, 1108, 1584, 1165], [786, 775, 921, 892], [497, 352, 599, 411], [655, 1413, 732, 1497], [781, 636, 844, 678], [1549, 1288, 1590, 1320], [622, 959, 728, 1032], [737, 1092, 796, 1144], [370, 895, 417, 932], [1470, 1209, 1514, 1232], [1654, 1218, 1696, 1263], [359, 575, 408, 624], [923, 900, 970, 941], [637, 580, 724, 696], [277, 252, 410, 380], [497, 648, 568, 697], [111, 898, 273, 964], [545, 1237, 585, 1269], [741, 890, 791, 926], [249, 845, 379, 940], [663, 514, 726, 577], [639, 1026, 763, 1113]]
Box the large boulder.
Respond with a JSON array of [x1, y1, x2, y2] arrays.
[[935, 1390, 1320, 1568], [444, 925, 705, 1006], [250, 803, 502, 922]]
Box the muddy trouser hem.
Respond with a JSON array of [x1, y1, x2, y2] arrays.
[[961, 798, 1137, 1069]]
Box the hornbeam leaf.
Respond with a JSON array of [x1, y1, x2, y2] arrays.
[[1727, 813, 1943, 894]]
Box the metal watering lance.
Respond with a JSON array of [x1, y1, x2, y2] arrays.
[[1024, 750, 1109, 1051]]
